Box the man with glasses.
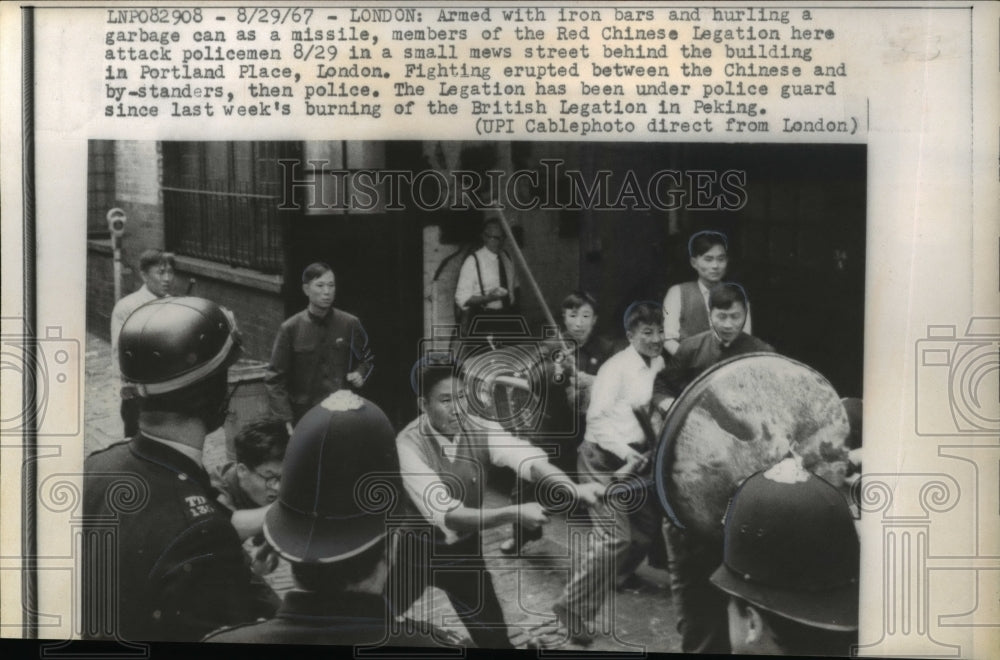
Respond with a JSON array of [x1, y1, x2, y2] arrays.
[[205, 391, 464, 648], [212, 417, 288, 577], [454, 216, 518, 336]]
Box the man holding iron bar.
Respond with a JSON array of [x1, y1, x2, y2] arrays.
[[392, 357, 606, 649], [549, 300, 668, 644]]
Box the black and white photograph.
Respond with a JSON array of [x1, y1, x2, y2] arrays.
[[2, 2, 998, 658], [80, 139, 865, 653]]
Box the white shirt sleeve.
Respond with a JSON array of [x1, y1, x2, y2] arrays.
[[396, 440, 462, 544], [663, 285, 682, 344], [454, 255, 478, 310], [476, 419, 548, 481], [110, 304, 125, 381], [584, 358, 633, 460]]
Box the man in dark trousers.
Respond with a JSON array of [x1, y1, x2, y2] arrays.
[[499, 290, 617, 555], [204, 391, 463, 649], [392, 360, 605, 649], [83, 297, 277, 642], [266, 262, 374, 428], [652, 282, 774, 654]]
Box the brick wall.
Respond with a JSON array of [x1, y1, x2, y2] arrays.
[[86, 243, 115, 340], [172, 261, 285, 363]]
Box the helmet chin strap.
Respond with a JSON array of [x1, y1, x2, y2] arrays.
[[201, 378, 244, 433]]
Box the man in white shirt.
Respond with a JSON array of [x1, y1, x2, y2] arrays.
[[110, 249, 175, 436], [454, 217, 517, 335], [392, 361, 604, 649], [550, 301, 666, 644]]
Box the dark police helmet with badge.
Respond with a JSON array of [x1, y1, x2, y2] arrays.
[[710, 456, 860, 655], [205, 390, 470, 647], [118, 296, 242, 431], [263, 389, 400, 564]]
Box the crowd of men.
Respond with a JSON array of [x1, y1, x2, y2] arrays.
[[83, 226, 860, 655]]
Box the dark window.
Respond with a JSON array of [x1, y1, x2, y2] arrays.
[[162, 142, 299, 273], [87, 140, 116, 238]]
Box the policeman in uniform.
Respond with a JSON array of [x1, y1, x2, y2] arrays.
[[710, 456, 860, 655], [82, 297, 278, 641], [204, 390, 464, 649]]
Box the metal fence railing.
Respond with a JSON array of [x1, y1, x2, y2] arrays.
[[163, 179, 284, 273]]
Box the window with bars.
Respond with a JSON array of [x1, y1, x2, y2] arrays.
[[162, 141, 299, 274]]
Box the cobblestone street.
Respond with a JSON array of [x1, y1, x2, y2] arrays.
[[85, 331, 682, 652]]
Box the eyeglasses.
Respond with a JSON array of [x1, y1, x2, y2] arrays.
[[252, 469, 281, 490]]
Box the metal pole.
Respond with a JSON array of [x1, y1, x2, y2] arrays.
[[492, 208, 569, 353], [112, 236, 122, 302]]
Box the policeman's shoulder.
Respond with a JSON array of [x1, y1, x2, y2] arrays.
[[84, 439, 131, 464]]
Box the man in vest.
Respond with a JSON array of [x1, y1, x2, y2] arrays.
[[392, 360, 605, 648], [662, 230, 753, 355]]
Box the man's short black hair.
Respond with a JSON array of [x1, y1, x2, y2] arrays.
[[138, 249, 175, 273], [624, 301, 663, 333], [233, 418, 289, 469], [418, 363, 458, 398], [688, 230, 728, 258], [561, 291, 597, 313], [302, 262, 333, 284], [731, 596, 858, 656], [708, 282, 749, 312], [482, 215, 502, 231]]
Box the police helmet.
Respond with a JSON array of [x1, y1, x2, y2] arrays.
[[709, 456, 859, 631], [118, 296, 241, 398], [264, 390, 399, 564]]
